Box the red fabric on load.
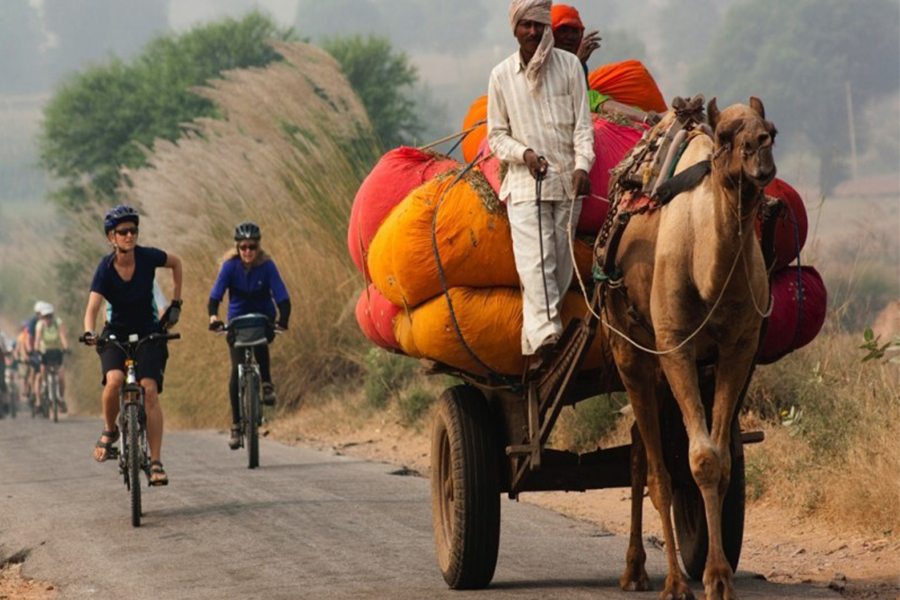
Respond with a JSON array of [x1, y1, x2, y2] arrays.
[[588, 60, 667, 114], [756, 178, 808, 271], [348, 147, 458, 275], [355, 285, 403, 351], [476, 115, 644, 236], [578, 115, 646, 233], [476, 137, 502, 195], [758, 266, 827, 364], [461, 95, 488, 164]]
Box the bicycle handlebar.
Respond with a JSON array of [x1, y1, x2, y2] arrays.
[[79, 331, 180, 357]]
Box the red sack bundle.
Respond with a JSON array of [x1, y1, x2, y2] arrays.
[[758, 266, 827, 363], [588, 60, 667, 114], [348, 147, 458, 275], [461, 95, 488, 164], [476, 115, 645, 235], [355, 284, 402, 351], [756, 178, 808, 271], [578, 115, 647, 234]]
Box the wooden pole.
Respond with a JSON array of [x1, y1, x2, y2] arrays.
[[846, 80, 859, 184]]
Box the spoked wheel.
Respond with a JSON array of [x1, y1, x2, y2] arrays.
[[124, 404, 142, 528], [430, 385, 500, 590], [673, 425, 746, 580], [245, 375, 260, 469]]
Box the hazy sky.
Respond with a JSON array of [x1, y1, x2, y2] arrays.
[[168, 0, 298, 30]]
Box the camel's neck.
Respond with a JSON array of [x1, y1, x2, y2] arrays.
[[697, 166, 764, 290]]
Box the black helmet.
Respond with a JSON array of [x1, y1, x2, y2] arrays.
[[104, 205, 140, 233], [234, 222, 261, 241]]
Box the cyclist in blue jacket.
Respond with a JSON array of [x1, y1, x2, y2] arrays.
[[208, 222, 291, 450]]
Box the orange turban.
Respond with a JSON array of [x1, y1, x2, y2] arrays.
[[551, 4, 585, 31]]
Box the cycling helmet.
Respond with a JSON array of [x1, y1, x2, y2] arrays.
[[234, 222, 261, 241], [33, 301, 43, 313], [104, 205, 140, 233], [39, 303, 55, 317]]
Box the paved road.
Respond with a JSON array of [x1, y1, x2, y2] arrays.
[[0, 417, 836, 600]]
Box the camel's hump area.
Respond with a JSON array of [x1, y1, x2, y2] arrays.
[[673, 132, 714, 175]]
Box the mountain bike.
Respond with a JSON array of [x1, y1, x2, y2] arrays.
[[80, 331, 180, 527], [218, 314, 274, 470], [39, 350, 67, 423]]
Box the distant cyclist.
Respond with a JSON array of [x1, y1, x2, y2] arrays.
[[208, 222, 290, 450], [82, 205, 183, 486], [34, 303, 70, 413], [25, 302, 45, 405]]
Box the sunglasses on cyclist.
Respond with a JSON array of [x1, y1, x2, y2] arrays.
[[114, 227, 139, 237], [238, 244, 258, 252]]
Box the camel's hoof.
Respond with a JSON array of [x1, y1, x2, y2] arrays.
[[620, 576, 652, 592], [659, 584, 695, 600], [703, 566, 736, 600]]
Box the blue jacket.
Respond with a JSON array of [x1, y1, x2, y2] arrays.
[[209, 257, 289, 322]]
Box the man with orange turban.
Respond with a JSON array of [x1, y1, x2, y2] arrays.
[[551, 4, 601, 77]]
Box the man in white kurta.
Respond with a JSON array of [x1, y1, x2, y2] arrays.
[[488, 0, 595, 358]]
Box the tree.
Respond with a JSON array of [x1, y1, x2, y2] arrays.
[[39, 11, 295, 208], [688, 0, 900, 193], [322, 35, 422, 150]]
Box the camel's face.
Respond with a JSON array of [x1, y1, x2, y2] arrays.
[[708, 97, 778, 188]]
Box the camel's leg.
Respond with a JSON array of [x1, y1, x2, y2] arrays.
[[619, 422, 651, 592], [616, 354, 694, 600], [698, 346, 756, 600]]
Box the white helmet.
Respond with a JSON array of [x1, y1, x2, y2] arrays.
[[38, 302, 54, 317], [34, 300, 44, 313]]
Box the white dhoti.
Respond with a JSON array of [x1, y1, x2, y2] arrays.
[[507, 197, 582, 355]]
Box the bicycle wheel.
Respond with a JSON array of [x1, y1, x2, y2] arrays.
[[10, 386, 17, 419], [244, 374, 260, 469], [125, 403, 142, 527], [50, 375, 59, 423]]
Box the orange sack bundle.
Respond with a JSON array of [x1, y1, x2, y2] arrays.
[[367, 168, 596, 309], [461, 95, 488, 164], [367, 169, 519, 308], [589, 60, 667, 114], [394, 287, 612, 376]]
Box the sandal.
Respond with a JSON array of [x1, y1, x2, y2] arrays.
[[149, 460, 169, 486], [94, 428, 120, 462]]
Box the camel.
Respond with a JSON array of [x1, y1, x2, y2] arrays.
[[604, 97, 777, 600]]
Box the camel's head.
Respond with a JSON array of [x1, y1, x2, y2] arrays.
[[708, 97, 778, 189]]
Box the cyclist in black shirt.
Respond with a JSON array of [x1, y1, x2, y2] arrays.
[[82, 205, 183, 486]]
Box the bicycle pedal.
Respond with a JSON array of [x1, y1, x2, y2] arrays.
[[108, 447, 120, 460]]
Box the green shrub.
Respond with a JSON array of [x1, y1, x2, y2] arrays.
[[560, 393, 629, 452], [363, 348, 418, 410], [398, 387, 436, 427]]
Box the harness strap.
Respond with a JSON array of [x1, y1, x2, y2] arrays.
[[653, 160, 712, 206]]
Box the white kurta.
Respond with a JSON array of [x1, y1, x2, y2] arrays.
[[487, 48, 594, 354]]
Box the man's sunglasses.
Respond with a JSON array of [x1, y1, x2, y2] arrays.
[[238, 244, 258, 252], [114, 227, 139, 237]]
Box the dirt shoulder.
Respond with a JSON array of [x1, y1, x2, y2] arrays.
[[269, 400, 900, 600], [0, 561, 57, 600]]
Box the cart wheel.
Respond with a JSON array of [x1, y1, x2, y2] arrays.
[[430, 385, 500, 590], [673, 436, 745, 581]]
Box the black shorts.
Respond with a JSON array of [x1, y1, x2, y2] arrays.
[[97, 340, 169, 393], [42, 349, 64, 367]]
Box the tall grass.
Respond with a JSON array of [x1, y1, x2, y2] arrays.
[[92, 42, 382, 427]]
